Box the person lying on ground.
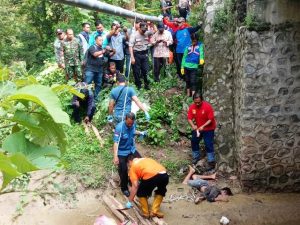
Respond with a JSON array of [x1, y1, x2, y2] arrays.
[[182, 165, 233, 203]]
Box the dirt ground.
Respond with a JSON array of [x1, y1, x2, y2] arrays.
[[1, 169, 300, 225]]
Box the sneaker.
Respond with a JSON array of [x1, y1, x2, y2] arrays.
[[122, 190, 130, 197]]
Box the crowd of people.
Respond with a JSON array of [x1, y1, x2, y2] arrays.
[[53, 0, 232, 219]]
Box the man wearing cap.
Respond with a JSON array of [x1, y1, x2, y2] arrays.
[[71, 82, 95, 124], [151, 22, 173, 82], [113, 112, 146, 197], [106, 21, 129, 73], [89, 20, 108, 48], [129, 22, 151, 90], [176, 18, 201, 80], [78, 22, 91, 55], [162, 16, 191, 79], [54, 29, 65, 68], [59, 28, 84, 82], [108, 75, 150, 124]]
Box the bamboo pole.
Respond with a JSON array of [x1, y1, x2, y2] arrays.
[[51, 0, 162, 22]]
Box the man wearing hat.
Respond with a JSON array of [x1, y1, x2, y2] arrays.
[[151, 22, 173, 82], [54, 28, 65, 68], [59, 28, 84, 82], [129, 21, 152, 90], [71, 82, 96, 124], [175, 18, 201, 80]]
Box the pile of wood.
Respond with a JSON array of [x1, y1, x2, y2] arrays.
[[102, 193, 168, 225]]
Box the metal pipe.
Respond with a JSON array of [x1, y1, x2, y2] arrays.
[[51, 0, 162, 22]]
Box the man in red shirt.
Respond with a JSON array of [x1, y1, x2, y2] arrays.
[[187, 93, 216, 168]]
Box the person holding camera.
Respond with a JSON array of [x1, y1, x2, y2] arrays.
[[152, 22, 173, 82], [129, 22, 152, 90], [85, 35, 112, 101], [107, 21, 129, 74]]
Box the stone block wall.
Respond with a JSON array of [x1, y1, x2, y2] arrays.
[[233, 25, 300, 191], [203, 0, 236, 173]]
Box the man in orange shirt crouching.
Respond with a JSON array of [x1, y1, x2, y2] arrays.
[[124, 155, 169, 219]]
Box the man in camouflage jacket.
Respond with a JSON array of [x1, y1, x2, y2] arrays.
[[59, 28, 84, 82]]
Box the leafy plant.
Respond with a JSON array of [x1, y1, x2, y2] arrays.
[[0, 66, 73, 190], [212, 0, 235, 33]]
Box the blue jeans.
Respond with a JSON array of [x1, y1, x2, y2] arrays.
[[188, 178, 209, 189], [85, 70, 102, 101], [191, 130, 215, 162]]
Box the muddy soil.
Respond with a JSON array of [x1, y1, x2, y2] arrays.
[[1, 169, 300, 225], [1, 144, 299, 225]]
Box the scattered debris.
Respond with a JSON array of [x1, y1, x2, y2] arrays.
[[220, 216, 230, 225]]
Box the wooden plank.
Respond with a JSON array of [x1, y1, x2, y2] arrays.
[[133, 198, 168, 225], [102, 195, 125, 222], [91, 124, 104, 147], [107, 195, 138, 224], [132, 207, 153, 225], [82, 121, 90, 134]]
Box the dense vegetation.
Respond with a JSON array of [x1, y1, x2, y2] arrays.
[[0, 0, 207, 194]]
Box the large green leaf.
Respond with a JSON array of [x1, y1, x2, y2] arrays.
[[14, 76, 38, 87], [0, 152, 21, 190], [7, 84, 70, 125], [2, 131, 61, 169], [51, 84, 84, 99], [9, 153, 38, 173], [31, 113, 67, 152], [10, 110, 44, 135]]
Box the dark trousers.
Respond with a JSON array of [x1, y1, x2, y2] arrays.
[[133, 51, 149, 89], [137, 173, 169, 197], [179, 7, 188, 20], [176, 53, 184, 80], [185, 68, 198, 92], [153, 57, 167, 82], [109, 59, 125, 74], [72, 103, 95, 123], [118, 151, 141, 191], [191, 130, 215, 162]]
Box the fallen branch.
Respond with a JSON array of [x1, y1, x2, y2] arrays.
[[103, 195, 125, 222], [91, 124, 104, 147], [133, 198, 168, 225]]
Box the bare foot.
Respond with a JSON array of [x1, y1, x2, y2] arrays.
[[211, 172, 217, 180], [188, 165, 196, 174]]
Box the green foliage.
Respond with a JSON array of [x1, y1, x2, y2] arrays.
[[135, 73, 186, 146], [188, 1, 205, 40], [62, 125, 114, 188], [0, 66, 73, 190], [212, 0, 235, 33], [244, 12, 271, 31]]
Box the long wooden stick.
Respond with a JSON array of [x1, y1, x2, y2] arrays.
[[102, 195, 125, 222], [133, 198, 168, 225], [91, 124, 104, 147], [107, 195, 138, 224]]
